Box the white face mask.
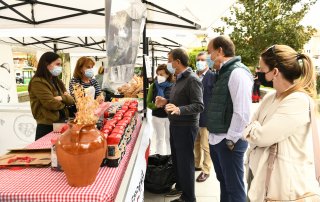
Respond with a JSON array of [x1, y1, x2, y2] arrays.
[[196, 61, 207, 71], [167, 63, 175, 74], [157, 75, 167, 84], [49, 66, 62, 76], [84, 69, 94, 78]]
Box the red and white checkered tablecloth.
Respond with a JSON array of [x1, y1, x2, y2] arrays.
[[0, 117, 142, 202]]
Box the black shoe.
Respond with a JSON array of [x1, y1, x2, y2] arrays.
[[170, 197, 185, 202], [195, 167, 202, 171], [165, 188, 182, 197], [196, 172, 210, 182]]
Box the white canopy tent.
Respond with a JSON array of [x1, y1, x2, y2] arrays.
[[0, 0, 235, 52]]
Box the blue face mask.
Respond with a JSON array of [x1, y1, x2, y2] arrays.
[[196, 61, 207, 71], [167, 63, 175, 74], [206, 55, 215, 69], [49, 66, 62, 77], [84, 69, 94, 78]]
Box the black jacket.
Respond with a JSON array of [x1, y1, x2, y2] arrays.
[[168, 68, 204, 126]]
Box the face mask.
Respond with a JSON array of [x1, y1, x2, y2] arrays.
[[257, 72, 273, 88], [196, 61, 207, 71], [206, 55, 215, 69], [49, 66, 62, 77], [157, 75, 167, 84], [167, 63, 175, 74], [84, 69, 94, 78]]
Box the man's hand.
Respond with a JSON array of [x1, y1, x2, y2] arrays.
[[165, 103, 180, 115], [155, 96, 167, 108], [226, 140, 235, 151]]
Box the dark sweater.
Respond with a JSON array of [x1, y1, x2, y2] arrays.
[[168, 68, 204, 126]]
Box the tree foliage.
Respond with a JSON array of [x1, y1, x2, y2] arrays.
[[214, 0, 317, 66]]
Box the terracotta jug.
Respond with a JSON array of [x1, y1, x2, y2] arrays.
[[56, 122, 106, 187]]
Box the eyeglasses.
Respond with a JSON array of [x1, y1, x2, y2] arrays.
[[267, 45, 284, 70]]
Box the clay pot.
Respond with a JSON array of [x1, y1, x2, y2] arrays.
[[56, 122, 106, 187]]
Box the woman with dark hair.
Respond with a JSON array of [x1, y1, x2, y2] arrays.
[[28, 52, 74, 140], [147, 64, 173, 155], [244, 45, 320, 201], [69, 57, 104, 104]]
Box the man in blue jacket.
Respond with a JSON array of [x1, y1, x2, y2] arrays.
[[156, 48, 204, 202], [194, 52, 216, 182]]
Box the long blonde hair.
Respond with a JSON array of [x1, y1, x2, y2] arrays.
[[261, 45, 316, 100]]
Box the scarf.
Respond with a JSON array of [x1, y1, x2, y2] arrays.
[[154, 80, 173, 97]]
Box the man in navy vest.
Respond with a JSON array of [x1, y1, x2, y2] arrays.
[[156, 48, 204, 202], [194, 52, 216, 183], [206, 36, 253, 202]]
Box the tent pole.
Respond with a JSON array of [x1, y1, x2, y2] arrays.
[[142, 21, 148, 118], [151, 44, 154, 80], [53, 43, 57, 53]]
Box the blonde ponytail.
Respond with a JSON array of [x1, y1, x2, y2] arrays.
[[281, 53, 316, 100]]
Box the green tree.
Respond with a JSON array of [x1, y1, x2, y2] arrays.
[[188, 47, 207, 69], [214, 0, 317, 66]]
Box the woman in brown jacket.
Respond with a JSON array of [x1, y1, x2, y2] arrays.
[[28, 52, 74, 140]]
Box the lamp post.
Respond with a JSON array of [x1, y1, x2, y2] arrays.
[[201, 37, 207, 50]]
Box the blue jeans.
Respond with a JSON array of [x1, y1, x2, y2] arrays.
[[210, 138, 248, 202]]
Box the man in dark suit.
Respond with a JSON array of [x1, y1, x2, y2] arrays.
[[156, 48, 204, 202], [194, 52, 216, 182]]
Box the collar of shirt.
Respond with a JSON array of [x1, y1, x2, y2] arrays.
[[198, 69, 208, 81], [219, 58, 232, 72], [177, 67, 188, 80]]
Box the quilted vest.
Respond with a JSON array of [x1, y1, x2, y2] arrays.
[[206, 56, 249, 133]]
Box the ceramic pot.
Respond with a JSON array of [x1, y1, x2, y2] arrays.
[[56, 122, 106, 187]]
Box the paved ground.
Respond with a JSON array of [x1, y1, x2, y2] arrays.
[[143, 103, 261, 202], [144, 100, 320, 202]]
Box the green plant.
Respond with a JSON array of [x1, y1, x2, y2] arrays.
[[17, 85, 28, 92]]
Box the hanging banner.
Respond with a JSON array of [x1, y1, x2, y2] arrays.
[[103, 0, 146, 92], [0, 44, 18, 103]]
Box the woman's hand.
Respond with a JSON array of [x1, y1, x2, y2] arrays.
[[54, 96, 62, 101], [96, 94, 104, 104], [155, 96, 167, 108]]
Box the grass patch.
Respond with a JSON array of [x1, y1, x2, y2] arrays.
[[17, 85, 28, 92]]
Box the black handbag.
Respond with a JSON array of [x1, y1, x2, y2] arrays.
[[144, 154, 176, 194]]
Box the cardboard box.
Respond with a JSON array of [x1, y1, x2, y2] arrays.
[[0, 148, 51, 167]]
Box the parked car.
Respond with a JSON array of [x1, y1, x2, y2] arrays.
[[16, 76, 23, 84]]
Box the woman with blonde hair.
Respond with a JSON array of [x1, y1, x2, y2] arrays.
[[244, 44, 320, 201]]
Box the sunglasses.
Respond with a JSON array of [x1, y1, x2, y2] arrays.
[[267, 45, 284, 70]]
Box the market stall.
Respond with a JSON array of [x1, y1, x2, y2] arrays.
[[0, 104, 150, 202]]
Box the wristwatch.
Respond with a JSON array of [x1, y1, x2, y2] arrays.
[[226, 140, 235, 151]]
